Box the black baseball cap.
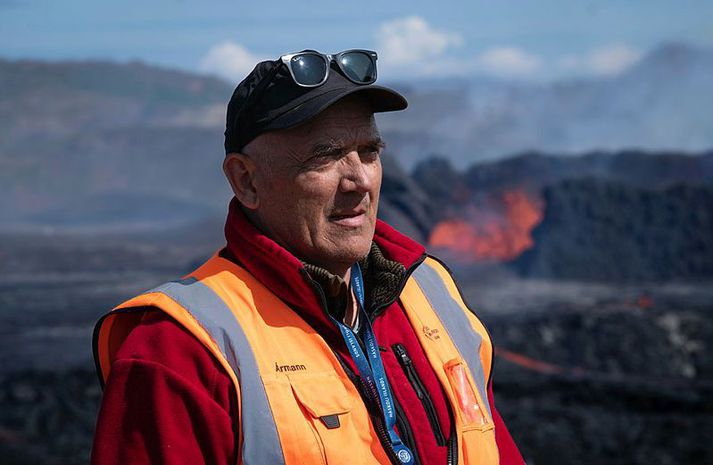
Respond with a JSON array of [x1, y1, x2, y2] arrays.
[[224, 53, 408, 154]]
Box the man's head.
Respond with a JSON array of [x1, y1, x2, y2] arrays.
[[222, 50, 407, 276]]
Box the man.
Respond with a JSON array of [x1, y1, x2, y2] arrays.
[[92, 49, 524, 465]]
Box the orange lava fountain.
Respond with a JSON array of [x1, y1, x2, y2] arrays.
[[428, 190, 543, 262]]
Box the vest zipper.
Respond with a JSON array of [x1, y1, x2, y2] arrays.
[[392, 343, 448, 446], [346, 356, 412, 465], [447, 422, 458, 465]]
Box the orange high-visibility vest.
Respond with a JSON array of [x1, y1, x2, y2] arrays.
[[94, 254, 499, 465]]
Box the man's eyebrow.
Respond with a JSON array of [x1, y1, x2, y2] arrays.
[[310, 137, 385, 158], [311, 141, 344, 158], [363, 137, 386, 149]]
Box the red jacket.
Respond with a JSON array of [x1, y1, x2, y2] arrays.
[[91, 199, 524, 465]]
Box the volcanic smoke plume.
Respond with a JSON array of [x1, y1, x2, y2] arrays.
[[428, 190, 542, 262]]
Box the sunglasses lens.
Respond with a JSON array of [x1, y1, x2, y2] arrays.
[[338, 51, 376, 83], [290, 54, 327, 86]]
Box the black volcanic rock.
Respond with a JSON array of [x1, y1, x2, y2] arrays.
[[378, 155, 436, 242], [412, 151, 713, 226], [513, 178, 713, 281], [462, 150, 713, 193], [412, 157, 471, 208], [488, 300, 713, 465]]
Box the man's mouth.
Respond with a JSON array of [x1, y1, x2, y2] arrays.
[[330, 211, 362, 220], [329, 209, 367, 227]]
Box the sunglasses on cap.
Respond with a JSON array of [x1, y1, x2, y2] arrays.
[[280, 49, 378, 87]]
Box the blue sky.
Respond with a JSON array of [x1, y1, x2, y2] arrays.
[[2, 0, 712, 82]]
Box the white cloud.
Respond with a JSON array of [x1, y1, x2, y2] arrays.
[[475, 47, 542, 77], [199, 42, 266, 82], [588, 44, 642, 75], [558, 44, 642, 76], [376, 16, 462, 68], [557, 54, 580, 70]]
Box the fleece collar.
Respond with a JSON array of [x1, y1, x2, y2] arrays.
[[221, 197, 426, 348]]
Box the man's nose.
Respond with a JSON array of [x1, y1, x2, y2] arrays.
[[339, 151, 373, 193]]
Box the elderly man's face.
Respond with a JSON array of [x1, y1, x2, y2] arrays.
[[228, 97, 384, 275]]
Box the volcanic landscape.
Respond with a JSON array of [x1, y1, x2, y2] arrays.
[[2, 54, 713, 464]]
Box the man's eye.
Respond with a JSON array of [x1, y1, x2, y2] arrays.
[[303, 151, 339, 171], [317, 151, 342, 162], [362, 146, 381, 159]]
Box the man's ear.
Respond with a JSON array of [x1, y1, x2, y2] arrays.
[[223, 152, 260, 210]]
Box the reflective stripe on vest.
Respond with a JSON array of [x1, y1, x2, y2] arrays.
[[410, 261, 492, 418], [144, 278, 285, 465]]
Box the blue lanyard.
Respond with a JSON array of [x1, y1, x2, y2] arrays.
[[330, 263, 415, 465]]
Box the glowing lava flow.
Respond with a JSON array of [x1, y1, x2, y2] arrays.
[[428, 190, 543, 262]]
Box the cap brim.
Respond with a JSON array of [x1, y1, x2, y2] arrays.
[[265, 85, 408, 131]]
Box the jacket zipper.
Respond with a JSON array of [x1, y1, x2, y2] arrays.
[[392, 343, 448, 446], [338, 353, 408, 465], [394, 393, 422, 465], [359, 375, 404, 465]]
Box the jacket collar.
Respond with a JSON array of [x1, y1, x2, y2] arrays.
[[222, 197, 426, 342]]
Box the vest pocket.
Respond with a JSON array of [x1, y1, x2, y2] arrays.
[[287, 372, 367, 465], [443, 360, 500, 465], [443, 359, 492, 432]]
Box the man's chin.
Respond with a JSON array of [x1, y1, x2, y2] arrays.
[[312, 238, 372, 273]]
